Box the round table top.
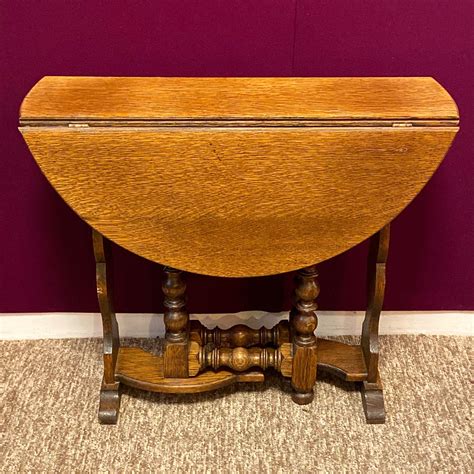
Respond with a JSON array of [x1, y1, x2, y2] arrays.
[[20, 77, 459, 277]]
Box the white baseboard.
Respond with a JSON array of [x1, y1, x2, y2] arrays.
[[0, 311, 472, 340]]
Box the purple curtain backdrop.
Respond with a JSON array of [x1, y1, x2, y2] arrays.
[[1, 1, 472, 313]]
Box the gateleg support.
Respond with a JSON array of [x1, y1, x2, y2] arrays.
[[162, 267, 189, 378], [290, 265, 319, 405]]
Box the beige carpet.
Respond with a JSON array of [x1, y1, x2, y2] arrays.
[[1, 336, 472, 473]]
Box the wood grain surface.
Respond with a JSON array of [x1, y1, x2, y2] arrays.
[[291, 265, 319, 404], [189, 320, 290, 347], [21, 126, 457, 277], [20, 77, 458, 122], [116, 347, 264, 393], [362, 225, 390, 383], [317, 339, 367, 382]]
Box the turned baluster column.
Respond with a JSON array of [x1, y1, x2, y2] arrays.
[[291, 265, 319, 404], [190, 320, 290, 347], [162, 267, 189, 377]]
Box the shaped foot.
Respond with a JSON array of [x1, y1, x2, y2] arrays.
[[361, 381, 385, 424], [291, 389, 314, 405], [98, 382, 121, 424]]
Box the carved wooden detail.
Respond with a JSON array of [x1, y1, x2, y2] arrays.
[[115, 346, 265, 393], [362, 225, 389, 381], [361, 225, 390, 423], [187, 341, 293, 376], [88, 248, 391, 424], [90, 231, 389, 424], [291, 265, 319, 405], [361, 376, 385, 424], [98, 381, 121, 425], [190, 320, 289, 347], [162, 267, 189, 378], [92, 229, 121, 424]]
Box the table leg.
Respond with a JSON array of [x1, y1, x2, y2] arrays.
[[92, 229, 121, 424], [162, 267, 189, 377], [291, 265, 319, 404], [361, 224, 390, 423]]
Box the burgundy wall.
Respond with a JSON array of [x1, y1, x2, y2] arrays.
[[1, 1, 473, 313]]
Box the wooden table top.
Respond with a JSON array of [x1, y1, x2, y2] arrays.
[[20, 77, 459, 277], [20, 76, 458, 123]]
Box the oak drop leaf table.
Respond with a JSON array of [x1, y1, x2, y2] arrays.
[[19, 77, 459, 424]]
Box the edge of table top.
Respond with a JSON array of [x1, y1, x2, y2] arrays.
[[20, 76, 459, 123]]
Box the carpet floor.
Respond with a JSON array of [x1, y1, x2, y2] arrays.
[[1, 335, 472, 473]]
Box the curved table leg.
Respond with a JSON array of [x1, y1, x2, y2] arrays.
[[291, 265, 319, 405], [93, 229, 121, 424], [361, 224, 390, 424]]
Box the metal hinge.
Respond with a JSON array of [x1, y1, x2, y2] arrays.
[[392, 122, 413, 127], [68, 123, 89, 128]]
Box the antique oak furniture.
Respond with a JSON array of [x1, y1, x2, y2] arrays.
[[19, 77, 459, 424]]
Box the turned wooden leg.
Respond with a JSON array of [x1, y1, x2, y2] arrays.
[[92, 229, 121, 424], [360, 224, 390, 424], [162, 267, 189, 377], [291, 265, 319, 405]]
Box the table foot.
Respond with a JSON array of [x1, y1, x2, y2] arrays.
[[98, 382, 121, 425], [361, 381, 385, 424], [291, 389, 314, 405]]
